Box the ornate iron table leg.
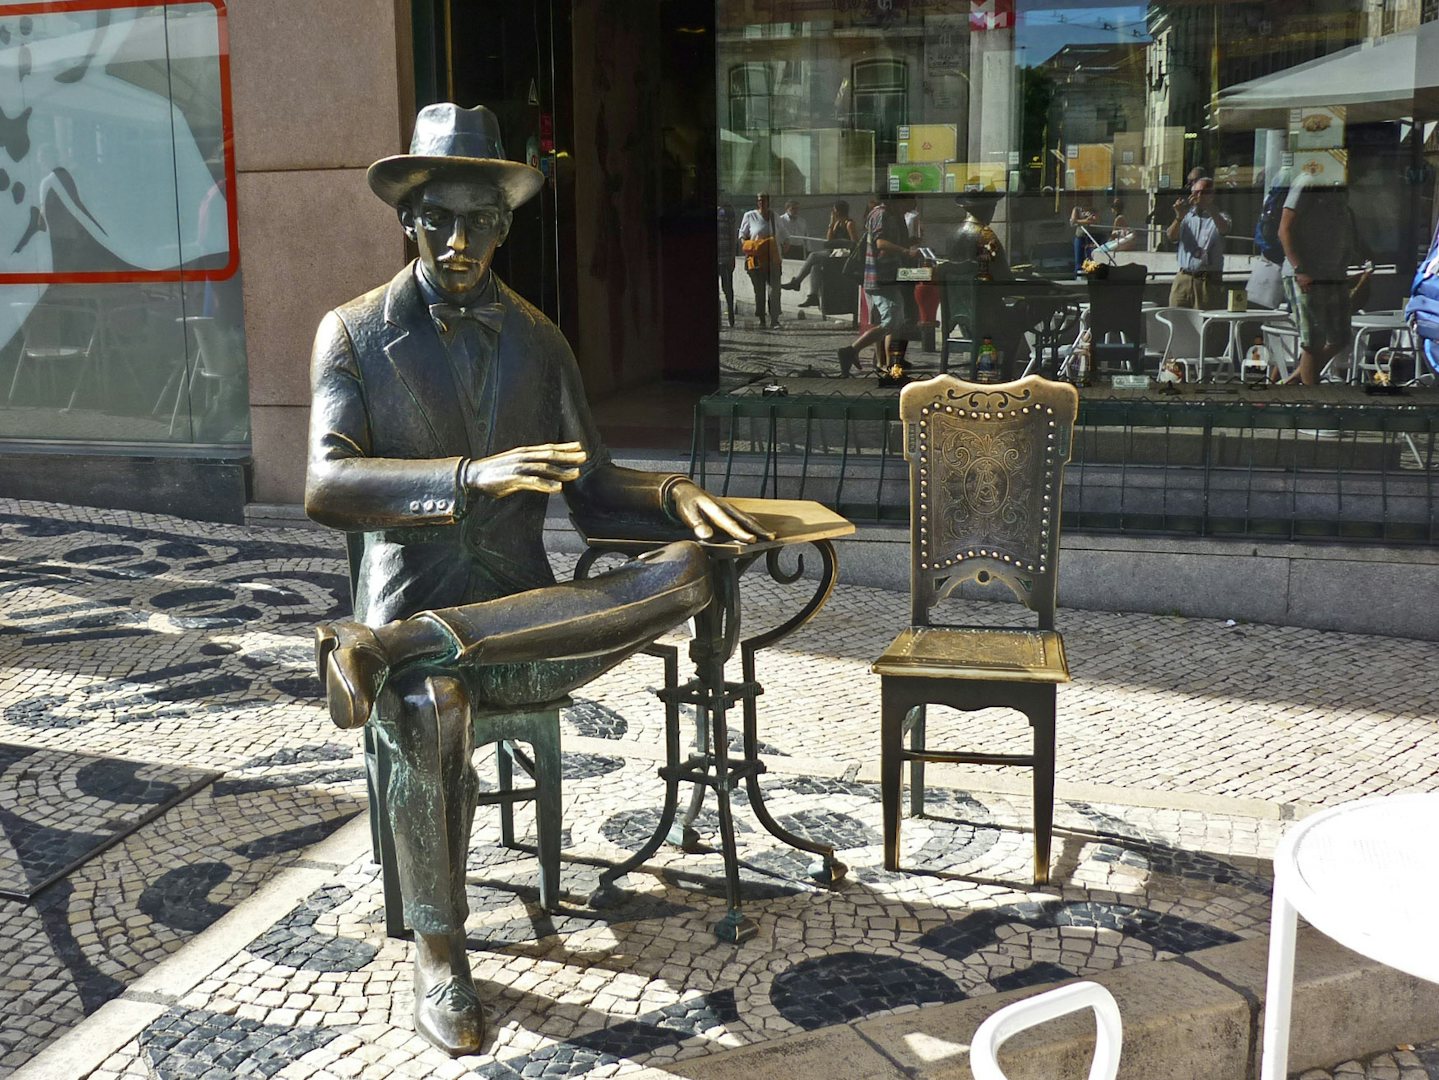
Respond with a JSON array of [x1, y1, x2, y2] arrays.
[[669, 705, 710, 852], [591, 642, 684, 906], [691, 560, 757, 942], [581, 536, 846, 940], [737, 540, 848, 886]]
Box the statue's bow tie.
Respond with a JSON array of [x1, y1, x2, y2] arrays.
[[429, 301, 504, 337]]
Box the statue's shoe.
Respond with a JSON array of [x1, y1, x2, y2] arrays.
[[414, 971, 486, 1057], [314, 621, 389, 730]]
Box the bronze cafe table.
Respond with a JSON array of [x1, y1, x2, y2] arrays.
[[575, 497, 855, 942]]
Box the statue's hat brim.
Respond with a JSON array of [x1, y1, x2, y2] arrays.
[[368, 156, 544, 210]]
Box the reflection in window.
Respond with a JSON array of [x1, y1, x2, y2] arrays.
[[0, 2, 247, 446], [729, 63, 772, 131], [851, 59, 907, 160], [715, 1, 1438, 391]]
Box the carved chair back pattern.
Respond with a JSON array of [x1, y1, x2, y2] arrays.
[[900, 375, 1079, 630]]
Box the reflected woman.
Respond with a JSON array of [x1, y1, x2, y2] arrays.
[[782, 200, 859, 308]]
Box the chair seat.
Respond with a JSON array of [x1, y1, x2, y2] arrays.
[[872, 626, 1069, 683]]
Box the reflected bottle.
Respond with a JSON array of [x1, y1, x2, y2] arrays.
[[975, 336, 1000, 383], [1070, 331, 1093, 388]]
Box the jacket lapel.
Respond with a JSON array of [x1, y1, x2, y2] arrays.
[[485, 277, 561, 450], [381, 266, 470, 455]]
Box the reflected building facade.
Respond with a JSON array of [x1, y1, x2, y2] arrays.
[[714, 0, 1439, 386], [1, 1, 1435, 519]]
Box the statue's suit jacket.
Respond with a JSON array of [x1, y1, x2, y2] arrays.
[[306, 262, 683, 626]]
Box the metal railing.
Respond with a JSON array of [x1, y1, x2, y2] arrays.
[[689, 391, 1439, 544]]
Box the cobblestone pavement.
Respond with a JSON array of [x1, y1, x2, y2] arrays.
[[0, 498, 1435, 1078], [1301, 1044, 1439, 1079]]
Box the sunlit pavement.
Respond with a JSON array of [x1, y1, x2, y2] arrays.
[[0, 498, 1435, 1078]]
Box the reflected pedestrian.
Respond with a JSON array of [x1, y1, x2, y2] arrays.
[[1069, 195, 1099, 274], [1279, 176, 1354, 384], [717, 202, 737, 327], [1167, 176, 1231, 309], [783, 199, 858, 308], [837, 192, 918, 376], [738, 192, 787, 328]]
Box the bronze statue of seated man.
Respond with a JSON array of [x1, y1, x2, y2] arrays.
[[306, 103, 763, 1057]]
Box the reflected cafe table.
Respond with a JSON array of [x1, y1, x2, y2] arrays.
[[932, 267, 1081, 379], [575, 497, 855, 942]]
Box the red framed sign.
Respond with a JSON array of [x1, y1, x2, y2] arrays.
[[0, 0, 238, 285]]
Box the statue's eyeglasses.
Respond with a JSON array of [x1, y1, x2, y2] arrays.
[[417, 207, 502, 235]]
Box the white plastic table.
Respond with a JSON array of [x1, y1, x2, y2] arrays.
[[1197, 308, 1290, 380], [1260, 793, 1439, 1080]]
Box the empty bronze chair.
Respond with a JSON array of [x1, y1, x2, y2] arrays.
[[873, 374, 1079, 885]]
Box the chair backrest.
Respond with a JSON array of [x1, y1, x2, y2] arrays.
[[184, 315, 243, 378], [1155, 306, 1203, 359], [970, 981, 1123, 1080], [899, 374, 1079, 630], [1261, 322, 1299, 381], [19, 300, 98, 355], [1087, 263, 1147, 344], [1142, 306, 1171, 357]]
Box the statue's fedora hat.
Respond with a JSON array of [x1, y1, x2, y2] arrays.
[[368, 103, 544, 210]]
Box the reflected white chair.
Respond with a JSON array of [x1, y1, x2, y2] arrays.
[[1155, 306, 1228, 382], [1143, 305, 1171, 371], [7, 300, 99, 409], [1261, 322, 1299, 383], [970, 981, 1123, 1080], [1353, 319, 1417, 385], [161, 315, 244, 436]]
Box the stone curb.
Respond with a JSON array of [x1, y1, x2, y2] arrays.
[[10, 816, 375, 1080], [658, 929, 1439, 1080]]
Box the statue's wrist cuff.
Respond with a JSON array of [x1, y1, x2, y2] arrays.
[[453, 457, 471, 519], [658, 474, 689, 523]]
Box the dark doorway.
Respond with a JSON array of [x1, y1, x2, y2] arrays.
[[412, 0, 719, 448], [414, 0, 577, 340], [657, 0, 719, 383]]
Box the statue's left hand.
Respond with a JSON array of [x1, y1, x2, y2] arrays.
[[669, 481, 773, 543]]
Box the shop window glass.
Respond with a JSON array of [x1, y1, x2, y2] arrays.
[[716, 0, 1437, 393], [0, 1, 247, 446]]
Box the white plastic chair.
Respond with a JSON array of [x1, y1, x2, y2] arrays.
[[1154, 306, 1204, 382], [7, 300, 99, 409], [1353, 320, 1416, 385], [1142, 305, 1171, 371], [1151, 306, 1243, 382], [1261, 322, 1299, 383], [970, 981, 1123, 1080]]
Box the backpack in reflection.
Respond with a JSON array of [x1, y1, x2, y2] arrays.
[[1253, 181, 1288, 266], [1407, 216, 1439, 377]]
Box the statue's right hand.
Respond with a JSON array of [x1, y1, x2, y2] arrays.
[[462, 443, 587, 498]]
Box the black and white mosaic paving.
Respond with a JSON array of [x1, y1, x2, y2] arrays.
[[0, 502, 365, 1075], [0, 743, 218, 898], [86, 759, 1280, 1079], [2, 498, 1436, 1080]]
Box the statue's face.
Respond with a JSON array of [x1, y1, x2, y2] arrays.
[[401, 179, 510, 300]]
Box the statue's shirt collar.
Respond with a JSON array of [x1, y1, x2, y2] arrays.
[[413, 262, 498, 311]]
